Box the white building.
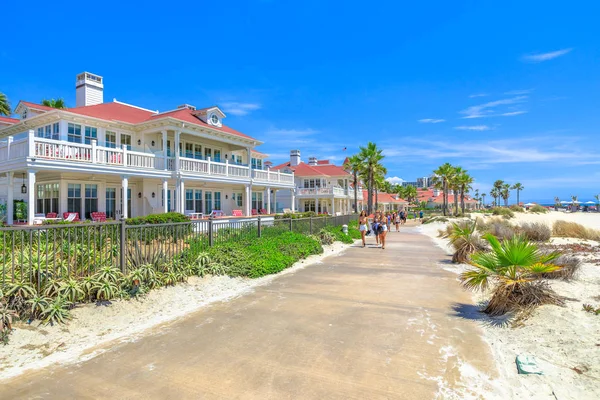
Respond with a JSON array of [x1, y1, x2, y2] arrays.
[[0, 72, 295, 225], [269, 150, 362, 214]]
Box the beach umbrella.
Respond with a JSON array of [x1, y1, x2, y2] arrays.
[[586, 201, 596, 204], [524, 202, 536, 206], [560, 201, 571, 204]]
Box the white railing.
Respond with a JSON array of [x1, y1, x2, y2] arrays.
[[0, 137, 28, 162], [253, 169, 268, 181], [180, 157, 209, 174], [228, 163, 249, 178], [35, 138, 92, 162], [251, 169, 295, 184], [127, 150, 156, 169], [296, 186, 348, 196], [97, 147, 123, 165], [210, 161, 227, 176]]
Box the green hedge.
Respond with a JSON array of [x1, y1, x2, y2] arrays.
[[126, 212, 190, 225], [275, 211, 318, 220]]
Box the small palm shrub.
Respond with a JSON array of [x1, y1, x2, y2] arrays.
[[518, 222, 552, 242], [460, 234, 564, 317], [529, 204, 549, 214], [509, 205, 524, 212], [553, 221, 600, 241], [446, 219, 486, 263], [491, 207, 514, 219]]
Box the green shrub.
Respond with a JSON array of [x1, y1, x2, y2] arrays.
[[529, 204, 549, 214], [491, 207, 514, 219], [126, 212, 189, 225], [509, 205, 524, 212]]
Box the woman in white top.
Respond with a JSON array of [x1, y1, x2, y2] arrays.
[[358, 210, 368, 247], [380, 216, 388, 249]]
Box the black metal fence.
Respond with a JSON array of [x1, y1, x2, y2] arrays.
[[0, 214, 357, 287]]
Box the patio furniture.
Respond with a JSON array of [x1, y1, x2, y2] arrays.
[[251, 209, 258, 216], [63, 212, 80, 222], [232, 210, 243, 217], [187, 212, 203, 220], [46, 212, 58, 218], [209, 210, 224, 218], [282, 208, 292, 214], [259, 208, 267, 215], [91, 212, 107, 222]]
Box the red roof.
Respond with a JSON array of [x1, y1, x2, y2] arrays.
[[66, 102, 155, 123], [316, 160, 330, 165], [362, 190, 408, 204], [271, 161, 349, 177], [416, 188, 477, 203], [19, 101, 56, 112], [0, 116, 19, 124]]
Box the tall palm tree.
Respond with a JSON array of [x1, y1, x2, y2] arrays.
[[450, 166, 465, 215], [481, 193, 487, 208], [432, 163, 456, 216], [373, 168, 387, 211], [403, 185, 418, 204], [456, 170, 474, 214], [344, 154, 362, 213], [571, 195, 578, 212], [474, 189, 480, 210], [490, 188, 500, 207], [501, 183, 511, 207], [357, 142, 385, 214], [511, 183, 524, 206], [41, 98, 67, 109], [554, 196, 561, 211], [0, 92, 10, 116], [595, 194, 600, 213]]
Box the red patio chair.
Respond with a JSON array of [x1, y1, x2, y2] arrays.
[[251, 209, 258, 216], [259, 208, 267, 215], [63, 212, 80, 222], [46, 212, 58, 218], [232, 210, 243, 217]]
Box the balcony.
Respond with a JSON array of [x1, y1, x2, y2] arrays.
[[0, 133, 294, 186]]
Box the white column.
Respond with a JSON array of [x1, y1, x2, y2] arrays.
[[121, 176, 129, 219], [174, 130, 181, 173], [290, 189, 295, 212], [332, 196, 336, 215], [162, 130, 168, 171], [273, 190, 278, 213], [266, 187, 271, 214], [91, 140, 97, 163], [163, 179, 168, 213], [27, 130, 35, 158], [315, 197, 319, 214], [27, 170, 36, 225], [244, 184, 251, 216], [6, 172, 13, 225], [179, 179, 185, 213]]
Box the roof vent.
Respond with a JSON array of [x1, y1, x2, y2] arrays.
[[177, 104, 196, 111], [308, 157, 318, 166]]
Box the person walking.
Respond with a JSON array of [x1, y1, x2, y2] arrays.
[[372, 212, 381, 247], [359, 210, 368, 247], [380, 215, 388, 249], [394, 212, 400, 232], [419, 210, 424, 223]]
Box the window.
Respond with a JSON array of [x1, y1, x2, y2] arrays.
[[67, 183, 82, 215], [45, 125, 51, 138], [52, 123, 59, 140], [106, 131, 117, 148], [251, 192, 263, 211], [194, 190, 203, 212], [257, 159, 263, 170], [185, 143, 194, 158], [84, 127, 97, 145], [204, 148, 212, 160], [121, 134, 132, 150], [213, 149, 221, 162], [214, 192, 221, 211], [166, 140, 172, 157], [194, 144, 202, 160], [68, 123, 82, 143], [185, 189, 194, 211], [205, 192, 212, 214], [106, 188, 116, 219], [36, 127, 44, 138], [234, 192, 243, 207], [210, 114, 219, 124], [85, 184, 98, 219], [36, 183, 59, 215], [251, 158, 257, 169], [22, 109, 28, 119], [305, 200, 315, 212]]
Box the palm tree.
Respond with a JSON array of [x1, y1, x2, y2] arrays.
[[357, 142, 385, 214], [344, 154, 362, 213], [595, 194, 600, 213], [554, 196, 561, 211], [511, 183, 524, 206], [481, 193, 487, 208], [373, 171, 387, 211], [460, 234, 563, 316], [501, 183, 511, 207], [0, 92, 10, 116], [41, 98, 67, 109], [403, 185, 418, 204], [449, 166, 464, 215], [571, 195, 578, 212], [456, 170, 474, 215], [490, 188, 500, 207], [432, 163, 456, 216]]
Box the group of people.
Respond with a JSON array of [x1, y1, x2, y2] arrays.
[[358, 209, 425, 249]]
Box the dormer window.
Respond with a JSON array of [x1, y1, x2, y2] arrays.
[[22, 109, 28, 119], [210, 114, 219, 125]]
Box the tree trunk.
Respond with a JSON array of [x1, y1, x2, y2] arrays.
[[454, 190, 458, 216], [367, 168, 373, 215], [461, 189, 465, 215], [375, 187, 379, 211], [442, 181, 447, 216], [353, 170, 358, 213], [517, 190, 520, 206]]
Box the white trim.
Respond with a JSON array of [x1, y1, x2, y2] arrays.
[[112, 99, 158, 114]]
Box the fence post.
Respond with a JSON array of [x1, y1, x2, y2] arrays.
[[289, 217, 292, 232], [119, 218, 126, 273], [257, 215, 262, 238], [208, 216, 214, 247], [309, 216, 313, 234]]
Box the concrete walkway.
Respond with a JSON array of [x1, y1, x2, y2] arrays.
[[4, 227, 496, 399]]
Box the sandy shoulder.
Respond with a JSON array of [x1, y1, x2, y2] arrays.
[[418, 218, 600, 400], [0, 240, 354, 381]]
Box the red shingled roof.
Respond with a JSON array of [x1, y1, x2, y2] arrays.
[[19, 101, 56, 112], [0, 116, 19, 124], [416, 188, 477, 203], [270, 161, 349, 177], [66, 102, 156, 123], [362, 190, 408, 204]]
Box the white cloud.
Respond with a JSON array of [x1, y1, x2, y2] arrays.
[[469, 93, 488, 98], [522, 48, 572, 63], [460, 96, 528, 119], [501, 111, 528, 116], [418, 118, 445, 123], [504, 89, 533, 95], [265, 128, 319, 137], [454, 125, 492, 131], [386, 176, 404, 184], [221, 102, 261, 116]]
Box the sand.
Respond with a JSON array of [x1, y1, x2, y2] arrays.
[[419, 211, 600, 399], [0, 241, 352, 381]]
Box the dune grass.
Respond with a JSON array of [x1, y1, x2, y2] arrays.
[[553, 220, 600, 241]]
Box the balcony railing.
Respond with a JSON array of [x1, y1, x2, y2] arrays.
[[0, 132, 294, 185], [297, 187, 351, 196]]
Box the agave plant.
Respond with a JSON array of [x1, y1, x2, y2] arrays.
[[93, 266, 123, 285], [127, 244, 165, 270], [43, 278, 63, 298], [40, 296, 71, 325], [205, 262, 227, 276], [137, 264, 157, 282], [93, 280, 119, 301], [57, 279, 84, 303], [447, 219, 486, 263], [4, 281, 37, 300], [1, 305, 18, 334], [162, 271, 178, 286], [460, 234, 564, 316], [26, 295, 51, 318], [80, 276, 97, 301]]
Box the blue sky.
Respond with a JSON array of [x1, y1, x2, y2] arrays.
[[1, 1, 599, 202]]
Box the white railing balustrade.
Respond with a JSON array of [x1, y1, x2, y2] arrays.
[[210, 161, 227, 176], [228, 163, 249, 178], [127, 151, 155, 169], [179, 157, 209, 173], [35, 138, 92, 162], [253, 169, 268, 181]]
